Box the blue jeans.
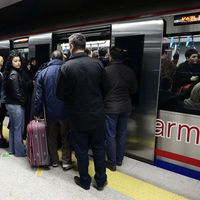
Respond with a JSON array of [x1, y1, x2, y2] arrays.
[[71, 127, 107, 187], [105, 112, 130, 166], [6, 104, 26, 157]]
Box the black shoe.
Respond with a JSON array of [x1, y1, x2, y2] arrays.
[[0, 140, 9, 148], [106, 162, 116, 171], [74, 176, 90, 190], [93, 181, 108, 191], [117, 162, 122, 166]]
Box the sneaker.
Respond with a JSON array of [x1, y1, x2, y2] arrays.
[[52, 163, 58, 167], [62, 161, 76, 171], [74, 176, 90, 190], [106, 161, 116, 171], [93, 181, 108, 191]]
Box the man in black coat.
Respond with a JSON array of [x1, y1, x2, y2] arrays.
[[56, 33, 109, 191], [174, 49, 200, 99], [104, 47, 138, 170]]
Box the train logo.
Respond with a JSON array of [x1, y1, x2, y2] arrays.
[[155, 119, 200, 146]]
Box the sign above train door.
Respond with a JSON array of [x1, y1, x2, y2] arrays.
[[174, 12, 200, 26]]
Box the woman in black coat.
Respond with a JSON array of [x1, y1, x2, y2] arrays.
[[3, 51, 26, 156]]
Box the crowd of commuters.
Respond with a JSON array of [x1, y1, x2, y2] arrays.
[[1, 32, 200, 190], [0, 33, 138, 191], [159, 48, 200, 112]]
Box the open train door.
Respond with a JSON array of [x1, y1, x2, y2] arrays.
[[111, 20, 163, 163], [29, 33, 52, 67]]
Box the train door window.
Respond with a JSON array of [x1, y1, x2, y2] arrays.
[[56, 40, 110, 57], [35, 44, 50, 67], [159, 35, 200, 115], [11, 38, 29, 63]]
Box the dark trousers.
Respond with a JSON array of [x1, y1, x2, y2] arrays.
[[0, 103, 7, 140], [47, 120, 72, 164], [71, 127, 107, 187], [105, 112, 130, 166]]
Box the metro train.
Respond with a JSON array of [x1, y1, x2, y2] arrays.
[[0, 7, 200, 180]]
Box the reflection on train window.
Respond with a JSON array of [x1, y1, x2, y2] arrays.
[[159, 35, 200, 115]]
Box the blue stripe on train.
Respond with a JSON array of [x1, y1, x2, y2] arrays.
[[154, 159, 200, 180]]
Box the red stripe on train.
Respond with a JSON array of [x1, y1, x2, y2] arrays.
[[155, 148, 200, 167]]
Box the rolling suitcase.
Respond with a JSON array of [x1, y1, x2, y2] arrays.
[[26, 119, 50, 167]]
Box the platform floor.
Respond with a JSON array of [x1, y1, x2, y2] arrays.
[[0, 125, 199, 200]]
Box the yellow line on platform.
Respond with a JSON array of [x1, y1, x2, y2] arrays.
[[4, 126, 188, 200], [36, 168, 43, 176], [62, 153, 188, 200]]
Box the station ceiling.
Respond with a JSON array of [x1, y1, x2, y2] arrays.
[[0, 0, 200, 39]]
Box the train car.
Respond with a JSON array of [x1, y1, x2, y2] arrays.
[[0, 6, 200, 180]]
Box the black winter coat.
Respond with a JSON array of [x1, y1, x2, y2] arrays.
[[5, 68, 25, 106], [56, 52, 110, 131], [174, 61, 200, 88], [104, 61, 138, 114]]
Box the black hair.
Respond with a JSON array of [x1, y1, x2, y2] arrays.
[[110, 47, 124, 61], [99, 48, 108, 57], [185, 49, 198, 59], [50, 50, 63, 60], [30, 57, 36, 63], [3, 50, 21, 87], [160, 76, 173, 90], [68, 33, 86, 50], [85, 48, 91, 55]]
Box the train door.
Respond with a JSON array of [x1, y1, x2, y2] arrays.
[[29, 33, 52, 67], [112, 20, 164, 163]]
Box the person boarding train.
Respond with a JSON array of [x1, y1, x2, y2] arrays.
[[34, 50, 75, 170], [56, 33, 109, 191]]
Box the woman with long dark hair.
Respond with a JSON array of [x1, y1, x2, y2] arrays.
[[3, 51, 26, 156]]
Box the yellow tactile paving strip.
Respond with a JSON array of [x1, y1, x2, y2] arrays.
[[36, 167, 43, 175], [3, 126, 188, 200]]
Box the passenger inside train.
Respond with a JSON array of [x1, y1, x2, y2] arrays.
[[158, 36, 200, 115]]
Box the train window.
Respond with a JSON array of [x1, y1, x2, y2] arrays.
[[158, 35, 200, 115], [57, 40, 110, 56]]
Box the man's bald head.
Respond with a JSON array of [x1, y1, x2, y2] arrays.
[[50, 50, 63, 61]]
